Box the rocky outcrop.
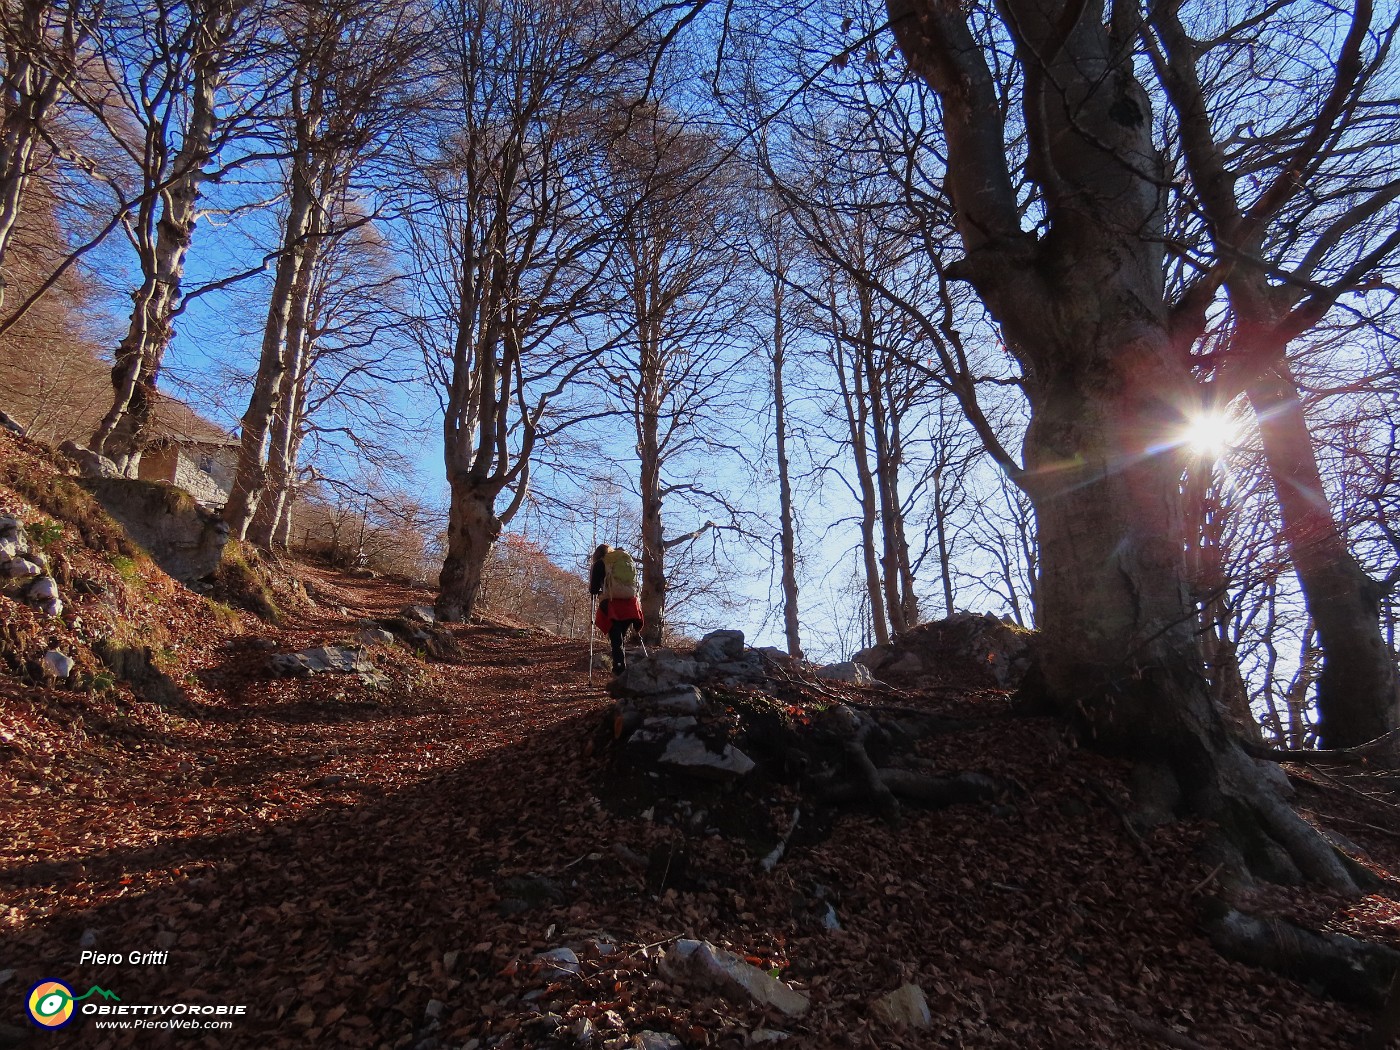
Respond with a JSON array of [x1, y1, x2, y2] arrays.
[[268, 645, 386, 687], [855, 611, 1034, 691], [58, 440, 121, 479], [78, 478, 229, 583], [0, 516, 63, 617]]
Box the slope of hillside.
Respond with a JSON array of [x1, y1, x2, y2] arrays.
[[2, 428, 1399, 1049]]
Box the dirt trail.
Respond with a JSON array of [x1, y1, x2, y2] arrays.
[[1, 562, 1394, 1048]]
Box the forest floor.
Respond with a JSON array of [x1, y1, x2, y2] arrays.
[[3, 439, 1400, 1048]]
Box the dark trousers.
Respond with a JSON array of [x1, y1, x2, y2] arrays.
[[609, 619, 642, 671]]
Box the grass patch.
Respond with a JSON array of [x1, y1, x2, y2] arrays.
[[202, 597, 243, 631], [211, 540, 281, 623], [0, 461, 137, 557], [109, 554, 141, 583], [28, 518, 63, 548]]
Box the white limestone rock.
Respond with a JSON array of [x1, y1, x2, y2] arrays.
[[659, 939, 808, 1017], [871, 983, 932, 1028]]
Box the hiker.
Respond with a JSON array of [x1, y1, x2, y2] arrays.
[[590, 544, 644, 674]]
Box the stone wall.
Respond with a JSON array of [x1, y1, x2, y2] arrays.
[[142, 442, 235, 507]]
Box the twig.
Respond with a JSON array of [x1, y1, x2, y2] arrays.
[[1077, 993, 1215, 1050], [1084, 779, 1154, 861], [1186, 863, 1224, 900], [759, 806, 801, 873]]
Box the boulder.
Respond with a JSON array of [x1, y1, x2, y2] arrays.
[[628, 715, 698, 746], [871, 983, 932, 1028], [658, 733, 755, 779], [401, 604, 436, 623], [652, 687, 703, 714], [78, 477, 229, 582], [0, 536, 17, 561], [613, 650, 700, 696], [269, 646, 379, 679], [816, 661, 873, 685], [27, 576, 59, 602], [58, 440, 121, 479], [659, 939, 809, 1018], [358, 628, 396, 647], [695, 629, 745, 665], [42, 651, 75, 679]]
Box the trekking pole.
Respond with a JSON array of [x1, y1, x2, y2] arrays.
[[588, 595, 596, 686], [638, 628, 649, 658]]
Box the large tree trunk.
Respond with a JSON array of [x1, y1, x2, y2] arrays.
[[224, 174, 317, 539], [245, 256, 313, 549], [91, 0, 232, 468], [639, 403, 665, 647], [1246, 364, 1398, 748], [1022, 329, 1354, 891], [884, 0, 1358, 890], [772, 295, 802, 659], [437, 477, 501, 622]]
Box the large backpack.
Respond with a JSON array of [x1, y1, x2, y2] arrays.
[[603, 548, 637, 599]]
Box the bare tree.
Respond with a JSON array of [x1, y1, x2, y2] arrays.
[[86, 0, 258, 470], [1149, 2, 1400, 747], [407, 0, 628, 622], [753, 199, 804, 657], [883, 0, 1358, 887], [224, 0, 426, 540], [0, 0, 97, 311], [601, 103, 753, 645]]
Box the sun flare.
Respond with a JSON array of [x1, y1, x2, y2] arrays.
[[1183, 410, 1236, 459]]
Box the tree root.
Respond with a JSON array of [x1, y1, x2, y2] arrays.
[[1205, 904, 1400, 1007]]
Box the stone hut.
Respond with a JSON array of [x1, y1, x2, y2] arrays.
[[135, 397, 240, 507]]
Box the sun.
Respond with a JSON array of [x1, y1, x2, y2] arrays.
[[1182, 410, 1236, 459]]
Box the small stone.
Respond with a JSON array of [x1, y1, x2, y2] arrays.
[[652, 687, 703, 714], [815, 661, 873, 685], [3, 557, 41, 579], [536, 946, 581, 981], [658, 733, 755, 779], [871, 983, 932, 1028], [632, 1034, 683, 1050], [659, 939, 808, 1017], [358, 628, 395, 647], [0, 968, 15, 986], [79, 928, 99, 949], [39, 598, 63, 618], [572, 1016, 597, 1046], [423, 998, 445, 1020], [28, 575, 59, 601], [42, 651, 75, 679], [749, 1030, 790, 1044]]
